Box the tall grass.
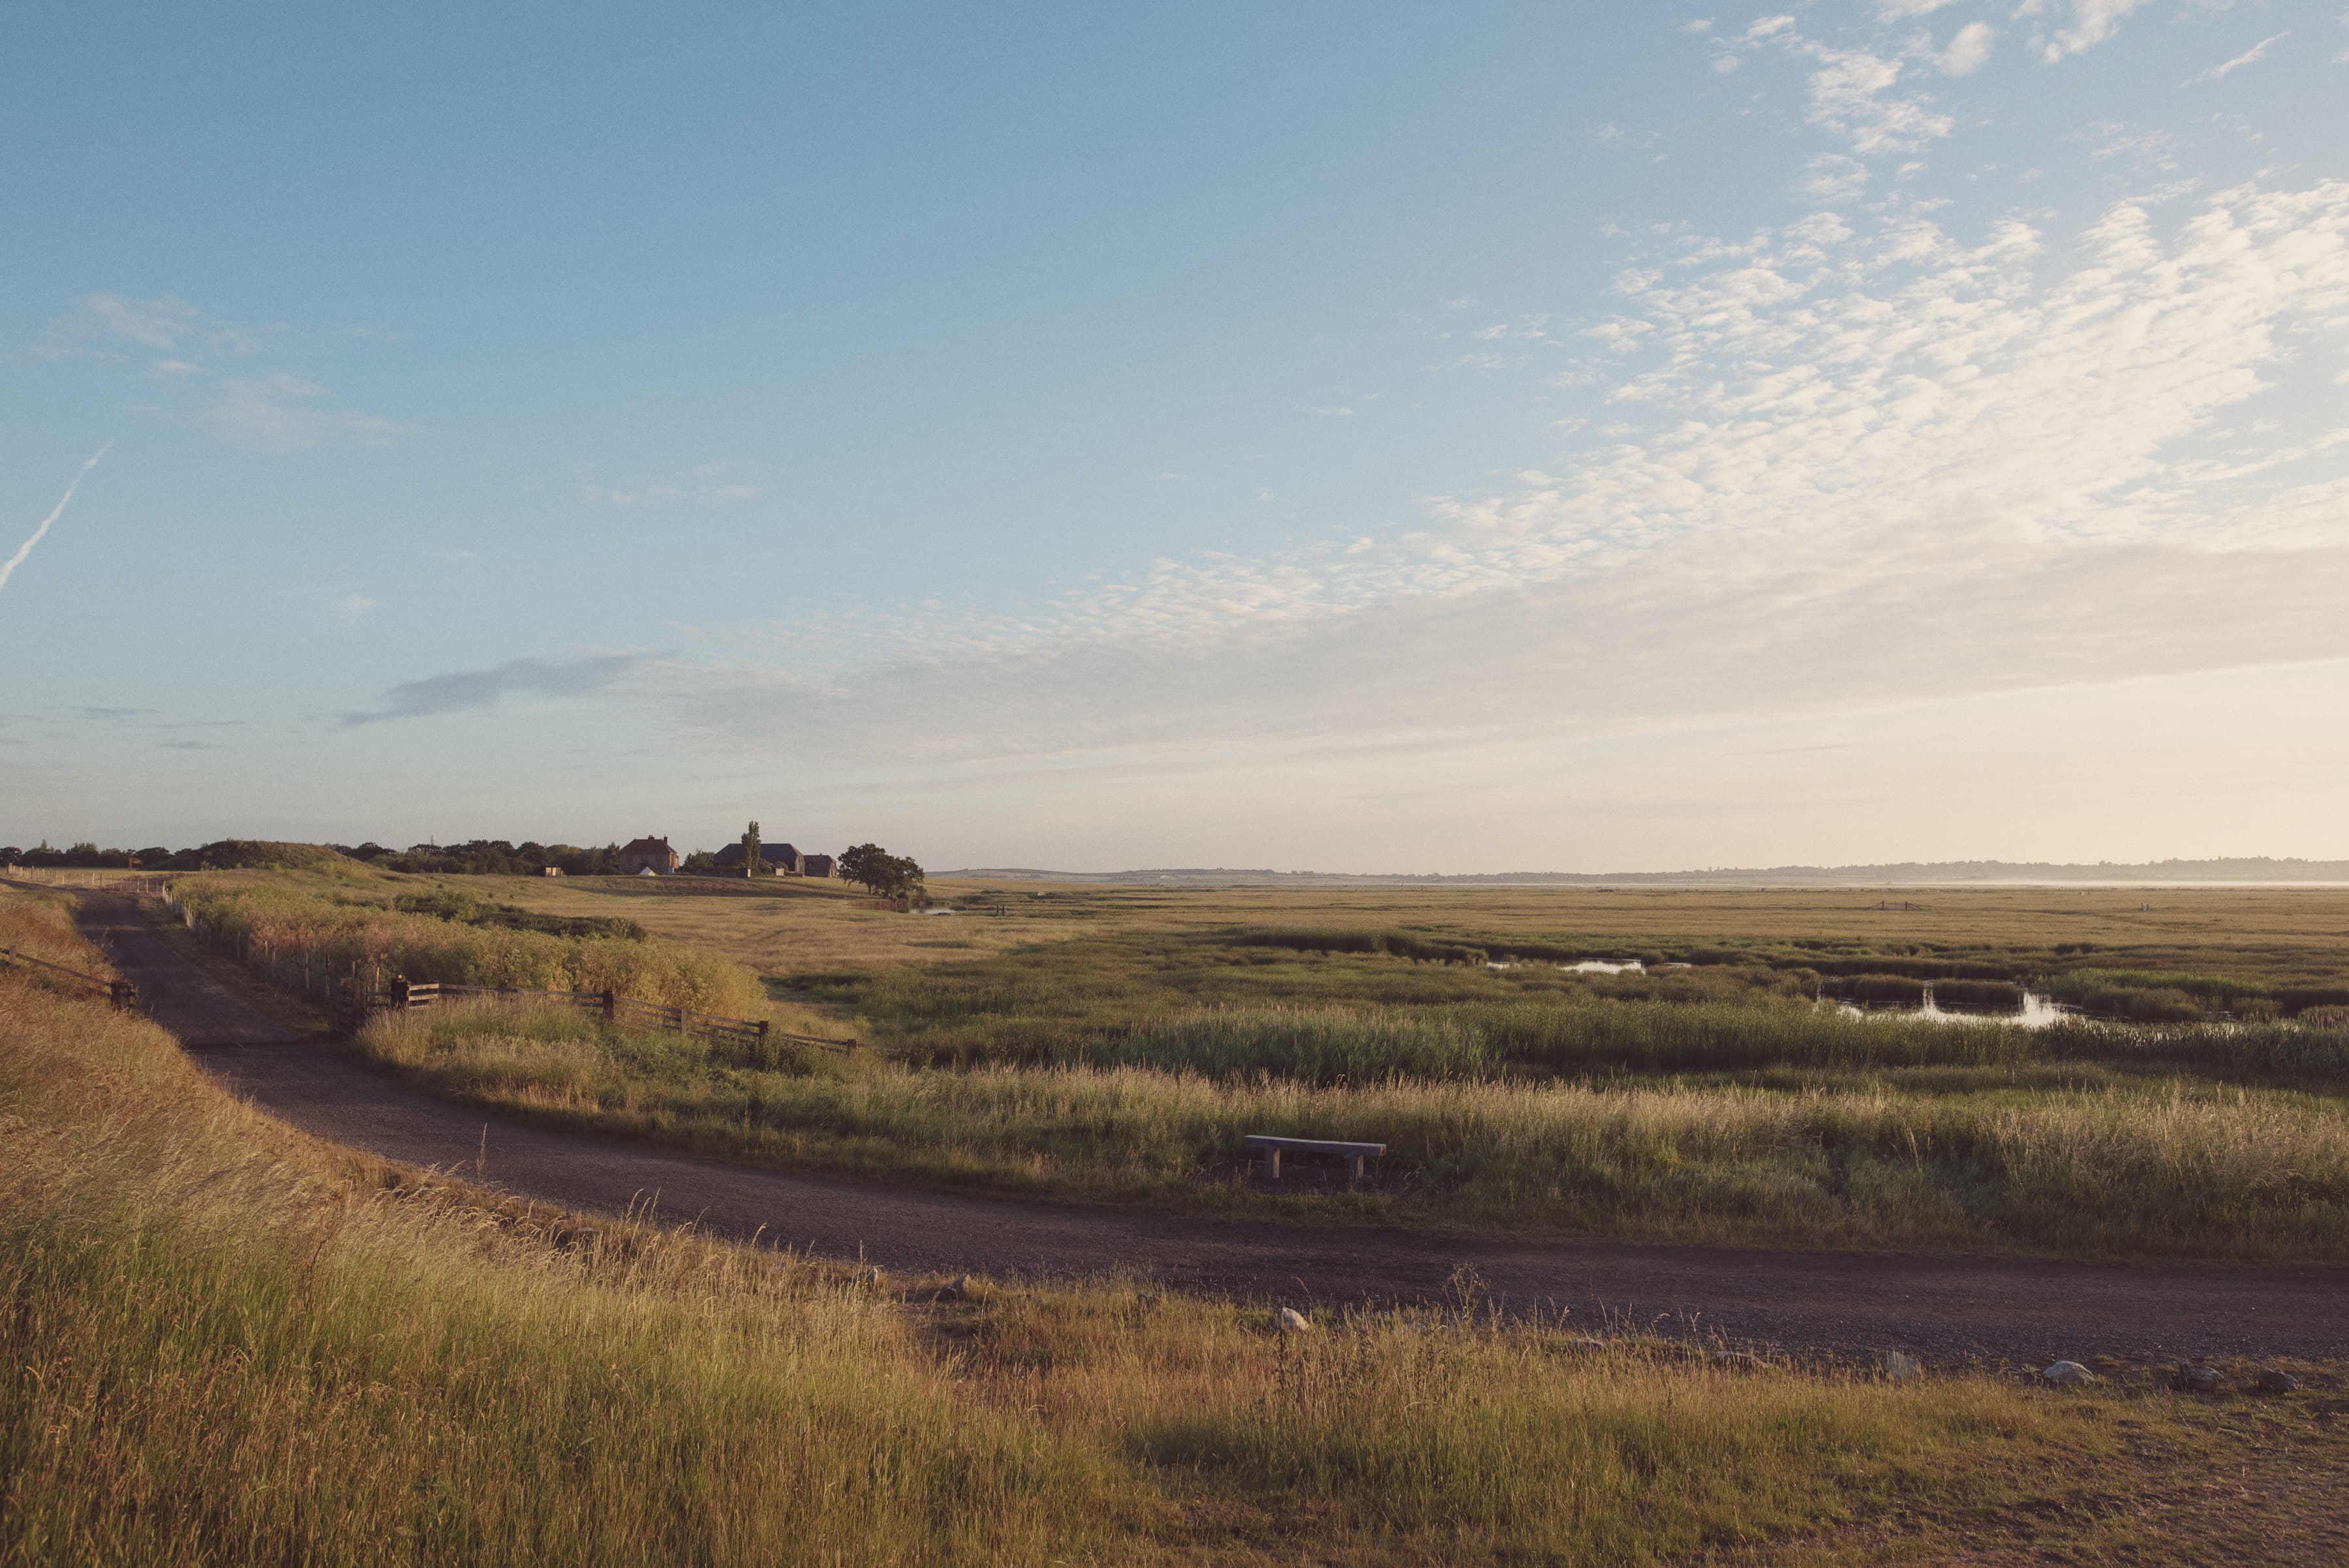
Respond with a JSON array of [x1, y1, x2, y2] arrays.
[[174, 873, 763, 1015], [1458, 998, 2038, 1073], [2041, 967, 2349, 1021], [5, 891, 2148, 1563], [355, 999, 2349, 1260], [2043, 1018, 2349, 1083], [0, 885, 107, 979], [1, 936, 1113, 1564], [1237, 927, 1494, 964], [1077, 1006, 1494, 1083]]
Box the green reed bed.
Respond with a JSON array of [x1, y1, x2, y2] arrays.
[[354, 998, 2349, 1259], [818, 935, 1813, 1066], [1456, 998, 2036, 1073], [1082, 1007, 1494, 1083]]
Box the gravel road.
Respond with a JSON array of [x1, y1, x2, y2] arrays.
[[72, 890, 2349, 1365]]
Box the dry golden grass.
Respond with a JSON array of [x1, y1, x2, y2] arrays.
[[10, 885, 2349, 1564]]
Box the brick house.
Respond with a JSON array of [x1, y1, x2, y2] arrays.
[[713, 840, 804, 875], [617, 835, 679, 874]]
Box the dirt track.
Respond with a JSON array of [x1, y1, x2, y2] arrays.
[[71, 891, 2349, 1365]]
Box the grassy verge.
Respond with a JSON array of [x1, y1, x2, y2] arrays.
[[353, 998, 2349, 1261], [10, 886, 2348, 1563]]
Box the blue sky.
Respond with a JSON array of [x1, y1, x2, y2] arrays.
[[5, 1, 2346, 870]]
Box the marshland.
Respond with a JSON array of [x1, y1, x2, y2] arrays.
[[150, 855, 2349, 1263], [8, 878, 2348, 1565]]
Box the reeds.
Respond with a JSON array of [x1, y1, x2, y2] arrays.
[[1077, 1006, 1494, 1083], [1930, 979, 2025, 1011], [174, 874, 763, 1015], [355, 998, 2349, 1259], [1460, 998, 2033, 1071]]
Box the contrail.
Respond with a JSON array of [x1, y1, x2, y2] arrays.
[[0, 444, 110, 598]]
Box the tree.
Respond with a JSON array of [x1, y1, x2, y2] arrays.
[[741, 820, 761, 880], [839, 843, 923, 900]]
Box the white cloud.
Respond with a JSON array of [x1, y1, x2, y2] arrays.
[[1723, 20, 1953, 158], [211, 375, 405, 454], [1803, 153, 1871, 202], [153, 359, 200, 376], [1801, 43, 1953, 153], [656, 181, 2349, 775], [2036, 0, 2150, 63], [2185, 33, 2286, 85], [84, 294, 196, 348], [326, 592, 380, 627], [80, 293, 266, 358], [1939, 21, 1995, 75]]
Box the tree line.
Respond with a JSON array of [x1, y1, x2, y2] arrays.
[[1, 837, 927, 899]]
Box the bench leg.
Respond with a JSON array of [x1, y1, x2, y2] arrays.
[[1262, 1146, 1280, 1181], [1348, 1154, 1364, 1184]]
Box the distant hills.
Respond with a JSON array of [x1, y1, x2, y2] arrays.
[[939, 857, 2349, 887]]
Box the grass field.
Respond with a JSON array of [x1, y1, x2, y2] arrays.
[[135, 864, 2349, 1261], [10, 882, 2349, 1565], [356, 997, 2349, 1261]]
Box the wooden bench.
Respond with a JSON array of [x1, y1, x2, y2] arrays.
[[1244, 1134, 1386, 1182]]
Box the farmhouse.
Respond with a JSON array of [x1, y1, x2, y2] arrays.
[[616, 835, 679, 874], [803, 853, 836, 878], [714, 840, 806, 874]]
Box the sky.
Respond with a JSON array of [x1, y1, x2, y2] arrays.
[[3, 1, 2346, 872]]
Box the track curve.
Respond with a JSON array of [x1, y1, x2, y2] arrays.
[[72, 890, 2349, 1365]]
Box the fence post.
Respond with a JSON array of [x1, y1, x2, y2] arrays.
[[757, 1019, 771, 1041], [392, 974, 412, 1012], [602, 987, 617, 1022]]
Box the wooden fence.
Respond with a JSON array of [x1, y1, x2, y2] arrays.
[[0, 945, 140, 1008], [348, 978, 855, 1054]]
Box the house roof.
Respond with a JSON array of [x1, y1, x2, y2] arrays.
[[714, 841, 801, 867], [619, 836, 673, 857]]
